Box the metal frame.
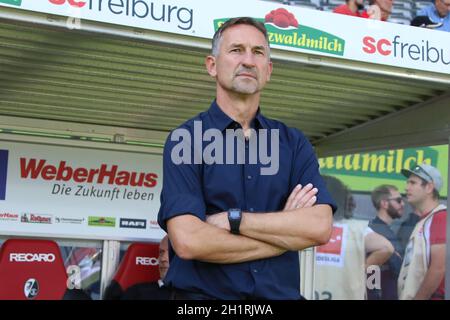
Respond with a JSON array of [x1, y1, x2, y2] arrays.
[[99, 240, 121, 300], [446, 137, 450, 300]]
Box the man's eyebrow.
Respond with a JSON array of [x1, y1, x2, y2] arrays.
[[228, 43, 267, 51], [253, 45, 267, 51]]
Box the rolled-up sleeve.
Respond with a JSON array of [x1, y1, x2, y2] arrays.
[[157, 133, 206, 232]]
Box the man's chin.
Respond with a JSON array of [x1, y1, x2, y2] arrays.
[[231, 85, 260, 95]]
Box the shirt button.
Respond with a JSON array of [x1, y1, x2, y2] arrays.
[[247, 175, 252, 180], [253, 269, 258, 273], [249, 208, 254, 212]]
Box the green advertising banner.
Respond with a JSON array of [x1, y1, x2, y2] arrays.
[[214, 16, 345, 57], [0, 0, 22, 6], [319, 145, 448, 198]]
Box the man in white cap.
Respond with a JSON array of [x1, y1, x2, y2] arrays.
[[398, 163, 447, 300]]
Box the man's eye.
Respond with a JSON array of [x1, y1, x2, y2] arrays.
[[231, 48, 241, 52]]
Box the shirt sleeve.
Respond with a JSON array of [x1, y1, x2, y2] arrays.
[[417, 7, 426, 16], [157, 131, 206, 232], [430, 210, 447, 245], [291, 130, 337, 214], [364, 226, 374, 237]]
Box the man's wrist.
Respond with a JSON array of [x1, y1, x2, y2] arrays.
[[228, 208, 242, 234]]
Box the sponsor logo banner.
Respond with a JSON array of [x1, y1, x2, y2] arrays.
[[319, 144, 448, 196], [55, 217, 85, 224], [120, 218, 146, 229], [20, 213, 53, 224], [215, 9, 345, 57], [88, 216, 116, 227], [0, 212, 19, 221], [0, 140, 164, 241], [0, 0, 22, 6], [0, 0, 448, 74], [148, 220, 160, 229]]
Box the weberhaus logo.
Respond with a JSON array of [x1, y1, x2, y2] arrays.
[[0, 213, 19, 221], [0, 150, 8, 201], [0, 0, 22, 7], [214, 8, 345, 56]]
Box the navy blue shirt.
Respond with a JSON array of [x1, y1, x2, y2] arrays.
[[158, 100, 336, 299]]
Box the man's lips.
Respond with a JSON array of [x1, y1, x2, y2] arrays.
[[236, 73, 256, 79]]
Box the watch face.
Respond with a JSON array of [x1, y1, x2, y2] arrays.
[[229, 210, 240, 219]]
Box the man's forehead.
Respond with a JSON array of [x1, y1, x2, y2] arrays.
[[222, 25, 267, 43], [407, 175, 422, 182]]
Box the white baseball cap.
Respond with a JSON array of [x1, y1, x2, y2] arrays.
[[401, 163, 443, 192]]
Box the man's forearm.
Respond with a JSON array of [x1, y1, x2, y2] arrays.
[[239, 205, 332, 251], [414, 268, 445, 300], [168, 215, 286, 264]]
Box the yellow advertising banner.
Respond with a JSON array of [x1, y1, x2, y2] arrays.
[[319, 145, 448, 197]]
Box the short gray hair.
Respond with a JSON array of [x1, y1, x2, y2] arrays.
[[211, 17, 270, 57]]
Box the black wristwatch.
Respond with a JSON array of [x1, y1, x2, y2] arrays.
[[228, 208, 242, 235]]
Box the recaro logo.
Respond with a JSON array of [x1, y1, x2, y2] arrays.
[[48, 0, 86, 8], [0, 150, 8, 201], [0, 0, 22, 7], [10, 253, 56, 263], [136, 257, 158, 266]]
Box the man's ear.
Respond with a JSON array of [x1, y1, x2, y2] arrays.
[[266, 60, 273, 82], [425, 182, 435, 195], [205, 55, 217, 77]]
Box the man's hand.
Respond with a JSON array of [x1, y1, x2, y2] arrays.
[[283, 184, 318, 211], [206, 212, 229, 231], [207, 183, 318, 232]]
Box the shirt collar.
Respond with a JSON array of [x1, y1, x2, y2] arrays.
[[373, 216, 388, 226], [207, 100, 268, 132]]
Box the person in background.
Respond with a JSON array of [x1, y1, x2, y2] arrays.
[[333, 0, 370, 18], [398, 164, 447, 300], [416, 0, 450, 32], [368, 0, 393, 21], [397, 207, 421, 256], [315, 176, 394, 300], [121, 235, 171, 300], [368, 185, 404, 300]]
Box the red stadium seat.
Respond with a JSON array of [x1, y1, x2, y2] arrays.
[[103, 242, 160, 300], [0, 239, 68, 300]]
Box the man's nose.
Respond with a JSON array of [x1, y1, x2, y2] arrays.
[[241, 50, 256, 66]]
